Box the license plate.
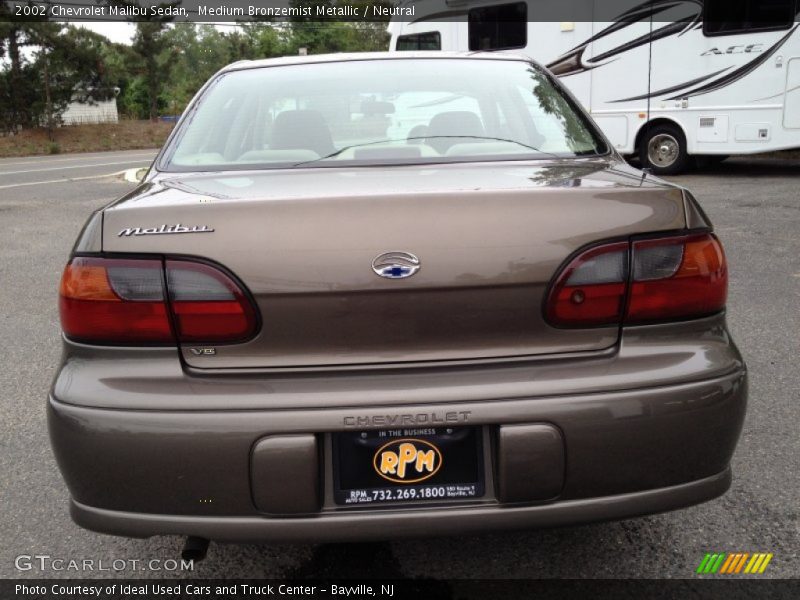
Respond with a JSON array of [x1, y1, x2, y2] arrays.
[[333, 427, 484, 506]]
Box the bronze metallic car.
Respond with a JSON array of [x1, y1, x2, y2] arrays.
[[49, 53, 746, 548]]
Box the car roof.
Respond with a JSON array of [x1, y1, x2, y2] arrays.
[[220, 51, 538, 73]]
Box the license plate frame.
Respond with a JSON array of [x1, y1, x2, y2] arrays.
[[332, 427, 485, 507]]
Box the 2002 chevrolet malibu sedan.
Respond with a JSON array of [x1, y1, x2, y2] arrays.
[[50, 53, 747, 547]]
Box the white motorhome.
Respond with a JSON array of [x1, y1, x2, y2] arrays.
[[389, 0, 800, 173]]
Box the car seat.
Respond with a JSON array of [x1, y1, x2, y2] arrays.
[[270, 110, 336, 158]]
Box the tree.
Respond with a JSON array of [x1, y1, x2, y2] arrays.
[[30, 21, 69, 137], [132, 21, 171, 121], [157, 23, 291, 115], [235, 22, 287, 60], [0, 2, 125, 132], [0, 0, 394, 129], [160, 24, 229, 113], [0, 2, 49, 130], [285, 0, 391, 55], [106, 0, 183, 121], [33, 24, 119, 136]]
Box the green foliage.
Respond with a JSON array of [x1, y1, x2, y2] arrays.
[[0, 7, 130, 131], [0, 5, 53, 130], [285, 0, 391, 55], [132, 20, 174, 120], [159, 24, 234, 114], [118, 75, 151, 120], [0, 0, 393, 128]]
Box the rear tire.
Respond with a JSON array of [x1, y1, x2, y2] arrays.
[[639, 124, 690, 175]]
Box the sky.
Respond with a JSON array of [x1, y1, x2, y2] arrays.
[[80, 22, 136, 44], [78, 22, 242, 45]]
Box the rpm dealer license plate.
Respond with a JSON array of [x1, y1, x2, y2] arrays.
[[333, 427, 484, 506]]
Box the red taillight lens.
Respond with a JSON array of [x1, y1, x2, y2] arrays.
[[627, 233, 727, 323], [545, 233, 727, 327], [59, 257, 258, 345], [545, 242, 629, 327], [59, 258, 172, 343], [166, 260, 258, 343]]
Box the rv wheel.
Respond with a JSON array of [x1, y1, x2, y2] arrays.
[[640, 124, 689, 175]]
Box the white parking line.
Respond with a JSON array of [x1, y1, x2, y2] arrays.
[[0, 151, 156, 167], [0, 170, 132, 190], [0, 159, 155, 176]]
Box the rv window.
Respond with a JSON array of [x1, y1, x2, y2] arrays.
[[468, 2, 527, 51], [704, 0, 796, 36], [396, 32, 442, 51]]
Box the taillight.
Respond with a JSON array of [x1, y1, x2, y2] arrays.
[[545, 232, 727, 327], [627, 233, 727, 323], [545, 242, 629, 327], [166, 260, 257, 343], [59, 258, 172, 343], [59, 257, 258, 345]]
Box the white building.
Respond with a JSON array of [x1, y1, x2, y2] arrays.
[[61, 88, 120, 125]]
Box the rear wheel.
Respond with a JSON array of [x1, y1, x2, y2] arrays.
[[639, 124, 690, 175]]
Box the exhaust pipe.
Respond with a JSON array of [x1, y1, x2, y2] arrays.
[[181, 536, 209, 562]]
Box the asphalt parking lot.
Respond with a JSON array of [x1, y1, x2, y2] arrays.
[[0, 150, 797, 580]]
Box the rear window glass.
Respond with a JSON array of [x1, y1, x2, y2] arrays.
[[163, 58, 607, 172], [704, 0, 796, 35], [396, 32, 441, 51], [468, 2, 527, 51]]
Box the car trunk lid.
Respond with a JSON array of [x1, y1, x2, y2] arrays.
[[102, 161, 686, 369]]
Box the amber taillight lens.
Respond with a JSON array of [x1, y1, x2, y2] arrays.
[[59, 257, 258, 345], [59, 258, 172, 343], [545, 233, 728, 327]]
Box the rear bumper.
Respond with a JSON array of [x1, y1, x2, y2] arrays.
[[48, 362, 747, 541], [70, 468, 731, 542]]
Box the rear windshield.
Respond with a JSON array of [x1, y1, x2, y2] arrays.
[[162, 58, 607, 171]]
